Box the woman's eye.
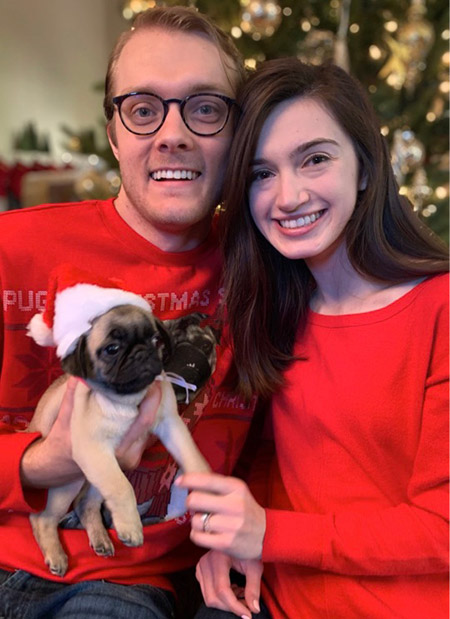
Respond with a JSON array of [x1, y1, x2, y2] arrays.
[[305, 153, 329, 166], [249, 169, 273, 183]]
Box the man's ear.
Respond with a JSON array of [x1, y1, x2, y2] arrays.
[[61, 335, 93, 378], [106, 122, 119, 161]]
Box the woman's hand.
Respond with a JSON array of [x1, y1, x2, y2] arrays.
[[196, 550, 263, 619], [175, 472, 266, 560]]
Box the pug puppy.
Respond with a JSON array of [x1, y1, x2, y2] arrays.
[[163, 312, 219, 404], [27, 304, 210, 577]]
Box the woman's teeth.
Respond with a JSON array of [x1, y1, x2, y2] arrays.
[[279, 210, 325, 229], [151, 170, 199, 181]]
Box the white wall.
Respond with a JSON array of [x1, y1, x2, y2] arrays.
[[0, 0, 127, 159]]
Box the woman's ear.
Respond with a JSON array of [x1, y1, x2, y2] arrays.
[[358, 168, 368, 191]]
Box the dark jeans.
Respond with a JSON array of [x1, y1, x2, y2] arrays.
[[0, 569, 175, 619]]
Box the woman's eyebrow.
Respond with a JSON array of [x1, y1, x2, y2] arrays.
[[251, 138, 339, 167], [289, 138, 339, 160]]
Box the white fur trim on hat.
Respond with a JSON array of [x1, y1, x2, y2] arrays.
[[28, 283, 151, 359]]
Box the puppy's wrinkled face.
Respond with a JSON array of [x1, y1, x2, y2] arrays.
[[163, 312, 219, 403], [62, 305, 170, 395]]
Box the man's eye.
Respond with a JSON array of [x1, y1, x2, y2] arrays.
[[136, 107, 152, 117], [132, 105, 155, 118], [190, 101, 222, 123], [128, 104, 159, 124]]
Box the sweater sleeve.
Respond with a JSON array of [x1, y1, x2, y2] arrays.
[[262, 304, 449, 576], [0, 424, 48, 512]]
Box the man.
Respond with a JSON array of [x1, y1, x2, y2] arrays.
[[0, 7, 255, 618]]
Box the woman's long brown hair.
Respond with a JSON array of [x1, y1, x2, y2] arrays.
[[221, 58, 449, 400]]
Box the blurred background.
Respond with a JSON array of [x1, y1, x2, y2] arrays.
[[0, 0, 448, 241]]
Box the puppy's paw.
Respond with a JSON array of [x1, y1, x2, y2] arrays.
[[46, 553, 68, 577], [116, 523, 144, 547], [92, 541, 115, 557], [86, 526, 115, 557], [91, 536, 115, 557]]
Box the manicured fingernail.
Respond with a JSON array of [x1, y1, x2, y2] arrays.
[[241, 615, 251, 619], [253, 600, 261, 613]]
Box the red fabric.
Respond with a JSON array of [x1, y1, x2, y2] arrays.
[[257, 274, 449, 618], [0, 198, 256, 588], [39, 263, 130, 330]]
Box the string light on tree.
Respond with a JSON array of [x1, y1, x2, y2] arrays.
[[122, 0, 157, 20], [239, 0, 282, 39]]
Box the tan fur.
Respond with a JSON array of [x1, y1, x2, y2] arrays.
[[28, 307, 210, 576]]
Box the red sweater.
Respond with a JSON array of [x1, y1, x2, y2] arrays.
[[259, 274, 449, 618], [0, 199, 256, 590]]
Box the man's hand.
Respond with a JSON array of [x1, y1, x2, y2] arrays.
[[21, 378, 162, 489], [20, 377, 81, 488], [196, 550, 263, 619], [115, 380, 161, 469]]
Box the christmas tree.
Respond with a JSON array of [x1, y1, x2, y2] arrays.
[[120, 0, 449, 241]]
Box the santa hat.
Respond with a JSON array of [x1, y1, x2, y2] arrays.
[[27, 264, 151, 359]]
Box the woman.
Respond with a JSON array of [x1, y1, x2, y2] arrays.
[[176, 58, 449, 619]]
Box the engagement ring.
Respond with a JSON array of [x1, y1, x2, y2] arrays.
[[201, 512, 212, 533]]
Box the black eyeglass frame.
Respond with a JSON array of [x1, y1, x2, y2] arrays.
[[112, 92, 237, 137]]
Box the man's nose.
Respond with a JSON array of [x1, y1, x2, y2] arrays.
[[153, 103, 194, 151]]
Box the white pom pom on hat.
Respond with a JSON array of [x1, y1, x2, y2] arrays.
[[27, 263, 151, 359]]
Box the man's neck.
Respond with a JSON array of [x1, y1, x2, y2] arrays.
[[113, 196, 212, 253]]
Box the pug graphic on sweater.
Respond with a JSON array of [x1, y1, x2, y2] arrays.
[[26, 265, 212, 577]]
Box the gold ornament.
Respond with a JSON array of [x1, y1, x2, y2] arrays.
[[297, 30, 336, 65], [404, 167, 433, 213], [379, 0, 434, 92], [391, 128, 425, 185], [240, 0, 282, 38]]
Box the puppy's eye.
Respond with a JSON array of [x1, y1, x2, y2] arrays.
[[104, 343, 120, 356], [151, 333, 162, 348]]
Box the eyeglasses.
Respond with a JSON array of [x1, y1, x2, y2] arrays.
[[112, 92, 236, 137]]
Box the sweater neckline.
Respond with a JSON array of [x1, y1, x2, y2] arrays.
[[97, 198, 219, 266], [308, 276, 432, 327]]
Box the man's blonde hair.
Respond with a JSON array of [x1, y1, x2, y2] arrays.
[[103, 6, 245, 124]]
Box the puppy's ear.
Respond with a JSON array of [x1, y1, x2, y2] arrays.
[[61, 335, 93, 379], [155, 318, 172, 364]]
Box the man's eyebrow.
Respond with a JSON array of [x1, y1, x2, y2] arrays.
[[251, 138, 339, 166], [123, 83, 232, 96], [188, 83, 233, 93]]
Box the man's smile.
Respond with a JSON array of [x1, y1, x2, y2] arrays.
[[150, 169, 201, 181]]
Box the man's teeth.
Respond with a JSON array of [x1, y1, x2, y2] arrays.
[[151, 170, 199, 180], [280, 210, 324, 229]]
